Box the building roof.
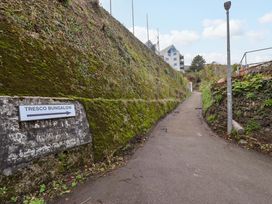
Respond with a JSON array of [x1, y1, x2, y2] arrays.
[[160, 45, 176, 54]]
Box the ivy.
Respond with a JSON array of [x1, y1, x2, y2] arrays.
[[264, 99, 272, 107], [233, 74, 264, 94]]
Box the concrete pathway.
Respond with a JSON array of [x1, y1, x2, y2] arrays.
[[55, 92, 272, 204]]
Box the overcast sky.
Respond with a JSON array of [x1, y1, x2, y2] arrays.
[[100, 0, 272, 65]]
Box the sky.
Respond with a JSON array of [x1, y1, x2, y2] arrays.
[[100, 0, 272, 65]]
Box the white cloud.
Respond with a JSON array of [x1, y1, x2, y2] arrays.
[[160, 30, 200, 47], [202, 19, 244, 38], [201, 53, 226, 64], [259, 12, 272, 24], [246, 30, 267, 42], [130, 26, 200, 49]]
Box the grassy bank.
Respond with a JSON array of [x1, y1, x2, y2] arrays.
[[203, 73, 272, 154]]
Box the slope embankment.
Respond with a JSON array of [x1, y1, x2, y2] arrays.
[[0, 0, 188, 202], [202, 65, 272, 154]]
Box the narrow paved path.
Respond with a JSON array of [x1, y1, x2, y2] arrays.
[[56, 92, 272, 204]]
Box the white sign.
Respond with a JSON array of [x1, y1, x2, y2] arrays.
[[19, 105, 76, 122]]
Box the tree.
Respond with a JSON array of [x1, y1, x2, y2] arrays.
[[190, 55, 206, 72]]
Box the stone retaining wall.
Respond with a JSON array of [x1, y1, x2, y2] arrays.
[[0, 96, 91, 175]]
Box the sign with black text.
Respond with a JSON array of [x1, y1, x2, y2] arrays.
[[19, 105, 76, 122]]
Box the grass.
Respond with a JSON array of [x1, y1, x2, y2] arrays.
[[245, 120, 261, 134], [200, 82, 213, 113], [207, 114, 217, 123]]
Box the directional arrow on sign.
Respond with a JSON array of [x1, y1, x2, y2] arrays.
[[19, 105, 76, 122], [27, 112, 71, 117]]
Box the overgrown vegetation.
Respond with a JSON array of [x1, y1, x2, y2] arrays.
[[200, 82, 213, 113], [196, 64, 227, 114], [202, 68, 272, 155], [245, 120, 261, 134], [264, 99, 272, 107], [233, 74, 264, 94]]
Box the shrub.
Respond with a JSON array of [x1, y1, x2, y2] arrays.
[[245, 120, 261, 134], [264, 99, 272, 108], [233, 74, 264, 94]]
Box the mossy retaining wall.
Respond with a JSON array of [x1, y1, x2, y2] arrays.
[[0, 98, 181, 203], [80, 98, 180, 161], [0, 0, 187, 99], [0, 0, 189, 201]]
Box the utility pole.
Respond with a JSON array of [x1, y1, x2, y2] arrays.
[[146, 14, 150, 42], [132, 0, 135, 35], [224, 1, 233, 135], [110, 0, 112, 15], [157, 28, 160, 52]]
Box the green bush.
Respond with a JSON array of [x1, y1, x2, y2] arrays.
[[233, 74, 264, 94], [264, 99, 272, 107]]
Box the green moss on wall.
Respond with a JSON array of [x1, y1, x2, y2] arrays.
[[0, 0, 189, 200], [0, 0, 188, 158], [0, 98, 181, 202], [0, 0, 188, 100], [79, 98, 179, 161]]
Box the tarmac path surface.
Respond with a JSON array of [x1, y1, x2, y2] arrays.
[[54, 92, 272, 204]]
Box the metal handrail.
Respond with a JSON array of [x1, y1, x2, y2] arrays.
[[239, 47, 272, 72]]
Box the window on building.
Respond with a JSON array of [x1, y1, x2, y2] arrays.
[[174, 63, 177, 66], [173, 52, 177, 56], [173, 58, 177, 61], [165, 57, 169, 61]]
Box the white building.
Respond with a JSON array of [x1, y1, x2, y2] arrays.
[[160, 45, 184, 72]]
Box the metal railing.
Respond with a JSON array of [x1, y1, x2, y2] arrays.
[[239, 47, 272, 72]]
